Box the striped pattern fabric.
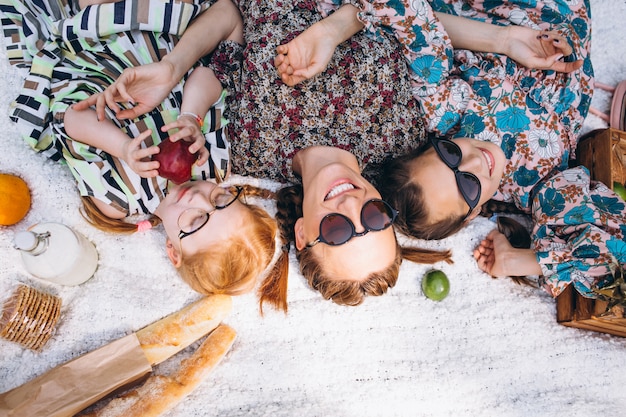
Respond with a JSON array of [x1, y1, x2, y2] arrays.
[[0, 0, 229, 215]]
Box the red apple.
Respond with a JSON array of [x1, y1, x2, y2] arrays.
[[153, 138, 197, 184]]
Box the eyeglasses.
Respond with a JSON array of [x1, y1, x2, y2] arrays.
[[306, 199, 398, 248], [430, 137, 482, 219], [177, 186, 243, 240]]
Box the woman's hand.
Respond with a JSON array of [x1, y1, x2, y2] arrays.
[[161, 116, 209, 167], [274, 25, 338, 86], [502, 27, 583, 73], [473, 229, 543, 278], [120, 129, 161, 178], [73, 60, 179, 121], [274, 4, 364, 86]]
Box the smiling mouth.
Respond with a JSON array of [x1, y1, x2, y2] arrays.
[[325, 182, 356, 200], [481, 149, 494, 176], [176, 186, 190, 202]]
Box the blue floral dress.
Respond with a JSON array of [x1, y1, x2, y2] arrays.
[[318, 0, 625, 298]]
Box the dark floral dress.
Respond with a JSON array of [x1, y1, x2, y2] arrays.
[[210, 0, 426, 183]]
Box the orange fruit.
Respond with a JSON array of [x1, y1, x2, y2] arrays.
[[0, 173, 31, 225]]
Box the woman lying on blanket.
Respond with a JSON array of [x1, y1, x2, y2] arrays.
[[1, 0, 277, 296], [75, 0, 453, 311], [277, 0, 626, 300]]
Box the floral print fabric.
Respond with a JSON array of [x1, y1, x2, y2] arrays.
[[211, 0, 425, 183], [532, 167, 626, 297], [319, 0, 624, 298]]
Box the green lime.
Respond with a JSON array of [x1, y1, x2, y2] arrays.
[[613, 181, 626, 201], [421, 269, 450, 301]]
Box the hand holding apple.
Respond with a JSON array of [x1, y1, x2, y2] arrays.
[[161, 114, 210, 167], [153, 138, 198, 184], [119, 129, 161, 178]]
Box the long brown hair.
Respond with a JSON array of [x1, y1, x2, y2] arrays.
[[258, 184, 452, 314]]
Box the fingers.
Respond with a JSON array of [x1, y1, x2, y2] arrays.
[[115, 104, 148, 120], [160, 121, 206, 165], [538, 30, 582, 73], [125, 130, 160, 177], [161, 120, 180, 136], [274, 45, 290, 71], [196, 147, 209, 166], [162, 121, 201, 144], [275, 55, 295, 84], [276, 61, 294, 75], [473, 248, 493, 274], [274, 52, 287, 68], [130, 130, 158, 159], [276, 44, 288, 55], [95, 72, 138, 119], [72, 94, 110, 122], [101, 86, 122, 115], [280, 73, 304, 87], [551, 57, 583, 73], [540, 31, 573, 56], [73, 94, 98, 112], [113, 80, 134, 104]]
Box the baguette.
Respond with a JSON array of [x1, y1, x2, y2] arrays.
[[81, 324, 237, 417], [136, 294, 232, 365]]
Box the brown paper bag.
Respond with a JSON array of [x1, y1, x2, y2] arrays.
[[0, 333, 152, 417]]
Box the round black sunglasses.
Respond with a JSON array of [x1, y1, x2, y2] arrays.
[[305, 199, 398, 248]]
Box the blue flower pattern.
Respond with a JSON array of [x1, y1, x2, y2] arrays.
[[410, 55, 446, 85], [495, 107, 531, 134], [563, 205, 596, 225], [514, 166, 541, 188], [341, 0, 622, 299], [537, 188, 565, 216]]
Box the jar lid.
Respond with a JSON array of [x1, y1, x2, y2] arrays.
[[13, 231, 38, 251]]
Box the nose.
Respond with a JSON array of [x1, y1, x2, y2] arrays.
[[189, 189, 214, 209], [335, 197, 365, 232], [458, 149, 482, 174]]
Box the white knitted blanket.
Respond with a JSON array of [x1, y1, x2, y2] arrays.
[[1, 1, 625, 416]]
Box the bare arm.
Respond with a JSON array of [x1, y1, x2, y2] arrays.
[[63, 107, 160, 177], [73, 0, 243, 120], [161, 66, 223, 167], [434, 12, 582, 73]]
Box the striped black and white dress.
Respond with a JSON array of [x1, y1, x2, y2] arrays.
[[1, 0, 229, 216]]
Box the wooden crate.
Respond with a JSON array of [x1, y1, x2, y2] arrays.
[[554, 128, 626, 337], [556, 285, 626, 337], [576, 128, 626, 187]]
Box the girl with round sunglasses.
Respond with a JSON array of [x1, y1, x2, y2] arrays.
[[263, 146, 451, 311]]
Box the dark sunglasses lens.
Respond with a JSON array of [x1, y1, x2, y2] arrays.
[[438, 140, 462, 167], [362, 200, 394, 231], [458, 172, 481, 204], [320, 214, 353, 245]]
